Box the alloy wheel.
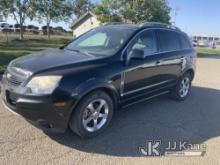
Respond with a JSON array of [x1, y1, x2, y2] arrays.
[[179, 77, 190, 98], [82, 99, 109, 132]]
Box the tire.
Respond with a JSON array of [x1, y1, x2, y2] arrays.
[[69, 90, 114, 138], [170, 73, 192, 101]]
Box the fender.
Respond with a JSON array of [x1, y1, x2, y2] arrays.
[[70, 77, 120, 110], [181, 67, 195, 80], [78, 77, 118, 95], [180, 54, 196, 79]]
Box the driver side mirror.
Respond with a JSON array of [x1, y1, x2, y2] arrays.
[[125, 49, 145, 65], [129, 49, 145, 59]]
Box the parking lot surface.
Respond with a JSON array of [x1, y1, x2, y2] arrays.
[[0, 57, 220, 165]]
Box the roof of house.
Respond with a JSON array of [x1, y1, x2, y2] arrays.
[[71, 11, 98, 30]]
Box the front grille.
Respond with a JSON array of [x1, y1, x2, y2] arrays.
[[6, 74, 23, 86], [3, 67, 31, 87]]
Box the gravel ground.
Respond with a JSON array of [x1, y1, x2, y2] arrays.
[[0, 57, 220, 165]]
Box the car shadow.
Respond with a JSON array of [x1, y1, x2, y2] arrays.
[[46, 86, 220, 157]]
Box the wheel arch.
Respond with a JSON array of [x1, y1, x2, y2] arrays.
[[184, 68, 195, 80], [77, 86, 119, 111], [67, 79, 120, 125]]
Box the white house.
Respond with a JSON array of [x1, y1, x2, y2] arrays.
[[71, 12, 101, 37]]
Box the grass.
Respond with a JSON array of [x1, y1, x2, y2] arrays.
[[197, 47, 220, 57], [0, 34, 72, 72]]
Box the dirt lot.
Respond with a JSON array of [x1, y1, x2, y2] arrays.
[[0, 57, 220, 165]]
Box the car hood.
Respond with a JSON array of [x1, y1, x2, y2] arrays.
[[9, 48, 97, 73]]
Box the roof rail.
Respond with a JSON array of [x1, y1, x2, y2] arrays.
[[142, 22, 181, 31], [103, 22, 130, 26]]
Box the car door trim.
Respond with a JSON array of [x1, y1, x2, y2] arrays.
[[122, 91, 170, 108], [121, 79, 174, 97], [120, 72, 125, 97]]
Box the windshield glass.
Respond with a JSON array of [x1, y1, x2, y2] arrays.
[[66, 27, 135, 57]]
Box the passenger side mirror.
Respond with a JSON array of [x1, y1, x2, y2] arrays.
[[129, 49, 145, 60]]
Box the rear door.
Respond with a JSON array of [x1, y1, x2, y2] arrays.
[[154, 29, 183, 83]]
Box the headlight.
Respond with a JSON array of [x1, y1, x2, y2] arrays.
[[26, 76, 62, 95]]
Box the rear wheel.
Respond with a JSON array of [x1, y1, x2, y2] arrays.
[[170, 73, 192, 101], [69, 90, 114, 138]]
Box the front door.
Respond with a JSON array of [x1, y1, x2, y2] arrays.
[[121, 29, 182, 104]]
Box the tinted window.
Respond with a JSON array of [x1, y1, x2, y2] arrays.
[[128, 30, 157, 57], [157, 30, 180, 52], [179, 34, 191, 49]]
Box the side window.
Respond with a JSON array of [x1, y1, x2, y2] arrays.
[[78, 32, 107, 47], [156, 30, 180, 52], [128, 30, 157, 57], [179, 34, 191, 49]]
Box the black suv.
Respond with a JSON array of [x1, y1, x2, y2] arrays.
[[0, 22, 196, 138]]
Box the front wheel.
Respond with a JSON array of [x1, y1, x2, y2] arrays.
[[69, 90, 114, 138], [170, 73, 192, 101]]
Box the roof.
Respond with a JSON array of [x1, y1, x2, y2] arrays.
[[102, 24, 140, 31], [71, 11, 98, 30], [142, 22, 181, 31], [101, 22, 182, 32]]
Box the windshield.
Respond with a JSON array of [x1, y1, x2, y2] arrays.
[[66, 27, 135, 57]]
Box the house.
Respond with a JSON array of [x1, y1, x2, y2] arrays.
[[71, 11, 101, 37]]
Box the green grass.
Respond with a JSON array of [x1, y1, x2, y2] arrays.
[[197, 47, 220, 57], [0, 35, 72, 72]]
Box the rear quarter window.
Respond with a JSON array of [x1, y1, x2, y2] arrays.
[[179, 34, 192, 49], [156, 30, 181, 52]]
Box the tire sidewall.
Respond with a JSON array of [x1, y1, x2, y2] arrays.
[[70, 91, 114, 138]]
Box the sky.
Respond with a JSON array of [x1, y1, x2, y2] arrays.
[[4, 0, 220, 36], [169, 0, 220, 37]]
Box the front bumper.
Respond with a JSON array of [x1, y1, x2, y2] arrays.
[[0, 82, 73, 133]]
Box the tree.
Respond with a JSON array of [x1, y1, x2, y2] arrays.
[[94, 0, 122, 23], [72, 0, 94, 19], [30, 0, 72, 38], [94, 0, 171, 24], [0, 0, 34, 40], [121, 0, 171, 24]]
